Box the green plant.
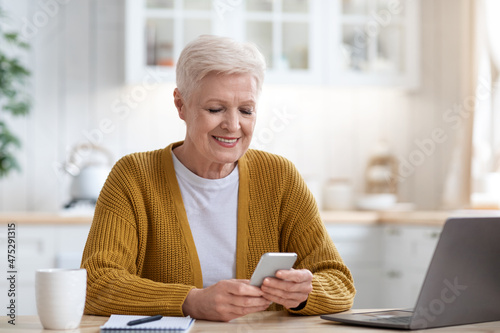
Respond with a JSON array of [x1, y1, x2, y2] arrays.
[[0, 7, 31, 178]]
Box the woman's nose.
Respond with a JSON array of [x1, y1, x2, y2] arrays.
[[221, 109, 241, 132]]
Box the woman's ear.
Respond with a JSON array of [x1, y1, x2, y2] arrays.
[[173, 88, 186, 120]]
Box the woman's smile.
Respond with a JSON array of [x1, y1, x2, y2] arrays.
[[213, 136, 239, 146]]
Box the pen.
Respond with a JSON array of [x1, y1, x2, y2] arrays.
[[127, 315, 163, 326]]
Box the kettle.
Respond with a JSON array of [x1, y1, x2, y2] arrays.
[[64, 144, 113, 204]]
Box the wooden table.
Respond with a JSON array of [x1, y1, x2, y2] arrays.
[[4, 311, 500, 332]]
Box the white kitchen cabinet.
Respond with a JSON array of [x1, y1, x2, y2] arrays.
[[380, 225, 441, 308], [126, 0, 420, 88], [380, 268, 424, 308], [328, 0, 420, 88], [55, 225, 93, 268], [326, 223, 441, 309], [0, 226, 57, 316], [126, 0, 215, 83], [326, 224, 383, 308], [241, 0, 323, 84], [0, 224, 91, 315], [126, 0, 322, 84]]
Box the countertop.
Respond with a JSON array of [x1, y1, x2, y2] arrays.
[[321, 209, 500, 226], [0, 212, 93, 225], [3, 210, 498, 226]]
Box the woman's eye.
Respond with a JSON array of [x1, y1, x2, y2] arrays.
[[240, 109, 253, 115], [208, 109, 223, 113]]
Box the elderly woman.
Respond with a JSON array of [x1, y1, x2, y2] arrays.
[[81, 35, 355, 322]]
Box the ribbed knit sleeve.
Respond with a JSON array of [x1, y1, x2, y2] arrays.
[[81, 148, 195, 316], [243, 150, 356, 315]]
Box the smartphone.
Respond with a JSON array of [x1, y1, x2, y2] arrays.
[[249, 252, 297, 287]]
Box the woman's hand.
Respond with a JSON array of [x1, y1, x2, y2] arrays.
[[182, 279, 271, 322], [260, 269, 313, 310]]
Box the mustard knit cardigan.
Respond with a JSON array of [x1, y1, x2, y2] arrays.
[[81, 142, 355, 316]]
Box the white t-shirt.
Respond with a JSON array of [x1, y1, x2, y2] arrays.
[[171, 152, 238, 287]]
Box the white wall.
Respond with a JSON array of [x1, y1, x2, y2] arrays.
[[0, 0, 473, 212]]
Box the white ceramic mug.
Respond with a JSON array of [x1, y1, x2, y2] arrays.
[[35, 268, 87, 330]]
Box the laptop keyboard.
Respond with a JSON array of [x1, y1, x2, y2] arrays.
[[369, 316, 412, 325]]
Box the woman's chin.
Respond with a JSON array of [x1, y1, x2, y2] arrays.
[[209, 150, 244, 165]]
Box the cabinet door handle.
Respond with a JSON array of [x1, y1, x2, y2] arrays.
[[387, 270, 402, 278], [386, 228, 401, 236], [424, 231, 440, 239]]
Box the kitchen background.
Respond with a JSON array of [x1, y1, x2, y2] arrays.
[[0, 0, 480, 213], [2, 0, 500, 315]]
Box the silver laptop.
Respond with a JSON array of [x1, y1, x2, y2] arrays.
[[321, 217, 500, 330]]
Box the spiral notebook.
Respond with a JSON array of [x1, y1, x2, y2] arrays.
[[100, 315, 195, 332]]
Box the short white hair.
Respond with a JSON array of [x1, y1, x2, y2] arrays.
[[175, 35, 266, 101]]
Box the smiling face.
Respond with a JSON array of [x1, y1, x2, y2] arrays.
[[173, 72, 258, 178]]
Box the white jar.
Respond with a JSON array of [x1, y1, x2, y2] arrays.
[[323, 179, 354, 210]]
